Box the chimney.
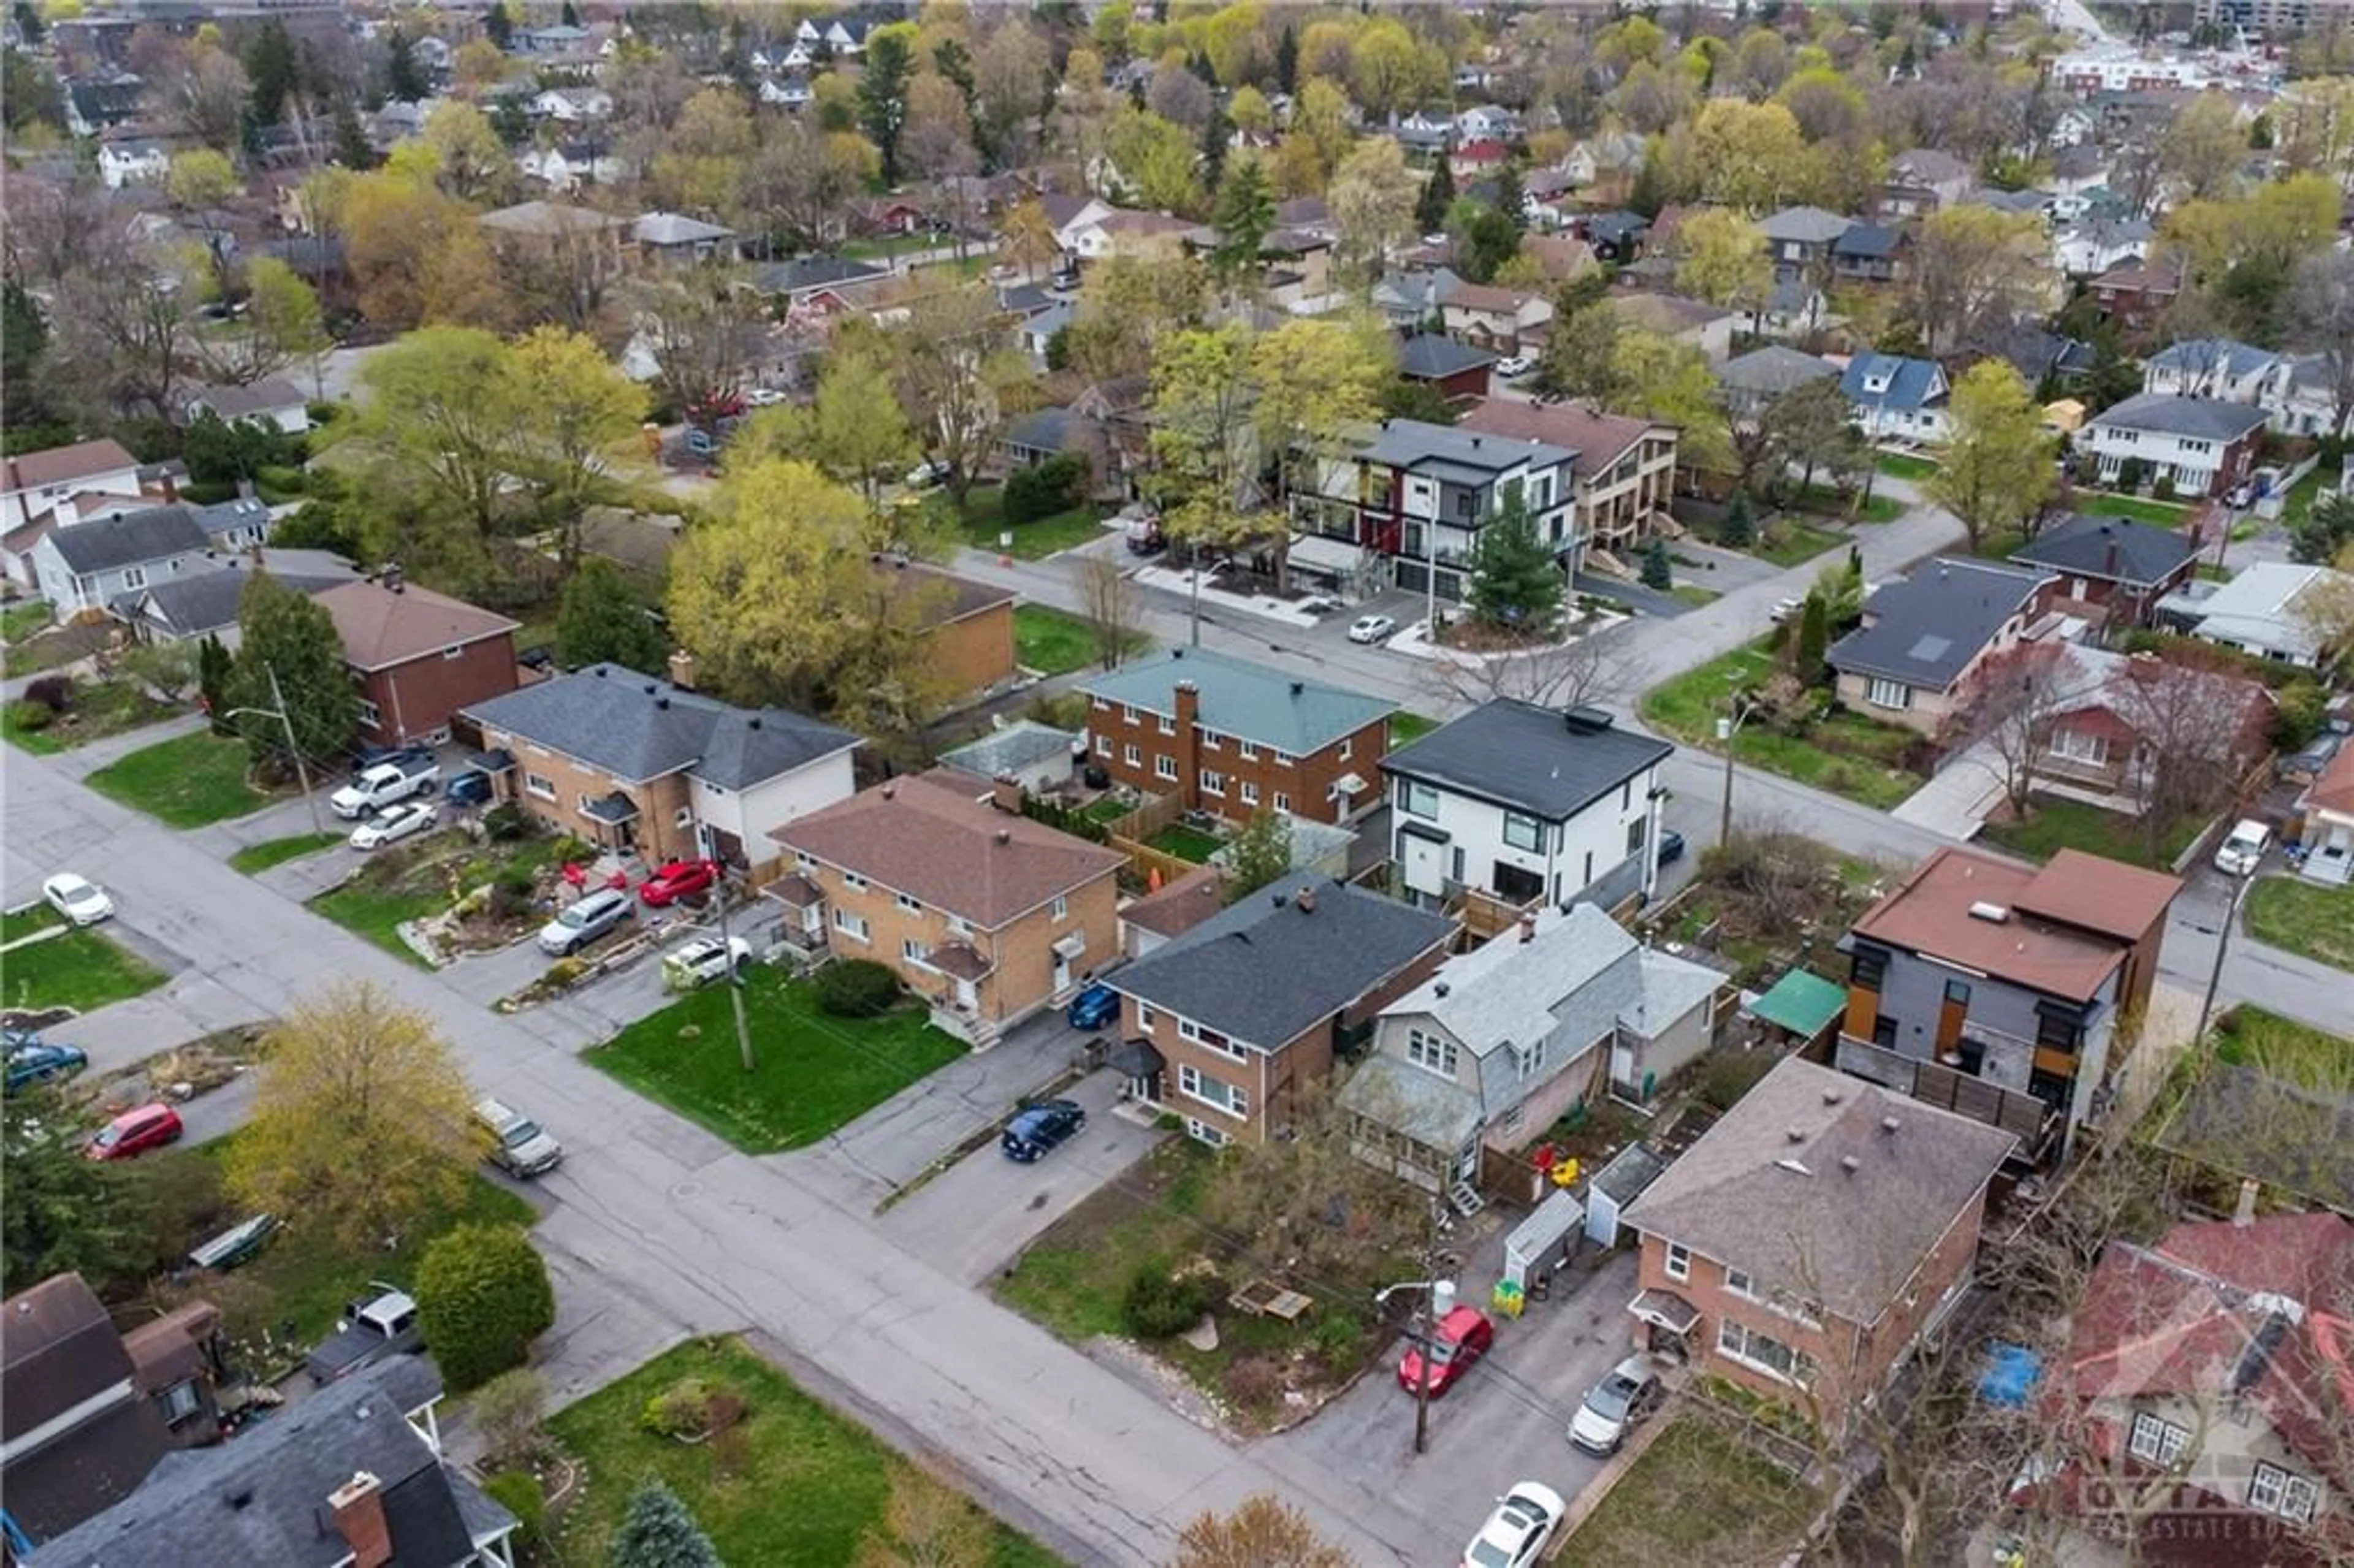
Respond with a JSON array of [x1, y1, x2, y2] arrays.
[[1171, 680, 1202, 809], [2233, 1176, 2261, 1228], [1840, 1155, 1861, 1174], [381, 563, 404, 594], [881, 782, 897, 799], [160, 471, 179, 503], [1293, 884, 1316, 913], [1518, 911, 1536, 944], [991, 774, 1022, 815], [994, 828, 1011, 845], [2103, 538, 2120, 582], [1881, 1115, 1901, 1136], [329, 1472, 392, 1568], [236, 476, 256, 502], [52, 496, 78, 529], [668, 649, 699, 690]]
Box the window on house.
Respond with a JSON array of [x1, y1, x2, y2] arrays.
[[842, 871, 868, 891], [1274, 751, 1295, 768], [1716, 1320, 1817, 1387], [834, 908, 870, 942], [442, 644, 465, 661], [1945, 978, 1971, 1006], [1626, 816, 1648, 855], [1865, 676, 1912, 710], [1122, 704, 1139, 725], [357, 698, 382, 727], [1664, 1243, 1690, 1281], [1726, 1268, 1756, 1299], [2127, 1412, 2190, 1467], [154, 1380, 202, 1425], [1402, 780, 1440, 819], [121, 566, 146, 590], [672, 807, 693, 829], [1239, 740, 1260, 761], [902, 937, 930, 965], [1273, 793, 1290, 812], [1515, 1040, 1547, 1079], [945, 914, 970, 937], [2248, 1463, 2318, 1524], [896, 892, 923, 913], [1200, 770, 1226, 796], [1097, 735, 1111, 756], [796, 851, 817, 870], [1338, 738, 1352, 761], [1156, 755, 1178, 781], [1051, 894, 1068, 920], [1185, 1117, 1228, 1147], [1201, 729, 1223, 750], [1124, 743, 1141, 766], [1138, 1003, 1156, 1030], [2047, 728, 2108, 765], [1240, 781, 1260, 806], [1158, 714, 1175, 736], [1177, 1062, 1249, 1117], [1503, 812, 1544, 852], [525, 772, 557, 801], [1406, 1028, 1458, 1077], [1851, 946, 1888, 991]]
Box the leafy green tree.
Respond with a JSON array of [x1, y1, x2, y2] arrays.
[[414, 1223, 555, 1391], [1720, 490, 1755, 548], [1927, 360, 2055, 554], [3, 1083, 157, 1291], [2291, 490, 2354, 565], [557, 558, 668, 674], [3, 45, 65, 134], [1223, 810, 1295, 902], [1640, 536, 1673, 591], [859, 25, 917, 183], [1797, 593, 1830, 683], [1, 278, 59, 438], [1464, 490, 1565, 635], [1209, 155, 1272, 281], [227, 571, 358, 769], [1446, 199, 1520, 284], [611, 1482, 723, 1568]]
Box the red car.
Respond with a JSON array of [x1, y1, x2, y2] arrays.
[[638, 859, 719, 907], [86, 1103, 184, 1161], [1396, 1305, 1495, 1398]]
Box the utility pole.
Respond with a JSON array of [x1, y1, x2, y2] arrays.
[[1716, 698, 1754, 848], [712, 872, 756, 1074], [2192, 866, 2253, 1051], [226, 663, 324, 839], [1375, 1206, 1455, 1457]]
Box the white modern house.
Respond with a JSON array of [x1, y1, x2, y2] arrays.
[[2141, 338, 2279, 403], [2078, 394, 2268, 500], [1381, 700, 1673, 919]]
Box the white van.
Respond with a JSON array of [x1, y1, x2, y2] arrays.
[[2213, 818, 2271, 877]]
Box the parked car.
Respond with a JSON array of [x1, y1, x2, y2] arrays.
[[1123, 506, 1165, 555], [349, 799, 438, 850], [1569, 1355, 1666, 1454], [305, 1285, 422, 1383], [444, 771, 493, 807], [905, 459, 947, 489], [187, 1213, 278, 1271], [332, 756, 440, 820], [42, 872, 113, 926], [536, 886, 635, 956], [2213, 818, 2271, 877], [1347, 614, 1398, 645], [666, 934, 750, 988], [2277, 731, 2342, 783], [1459, 1481, 1566, 1568], [639, 858, 720, 906], [1657, 829, 1687, 867], [1396, 1304, 1494, 1398], [86, 1103, 183, 1161], [1495, 355, 1533, 378], [6, 1039, 88, 1093], [1065, 982, 1119, 1030], [1001, 1098, 1086, 1163], [475, 1097, 564, 1178], [1769, 596, 1805, 625], [351, 742, 433, 775]]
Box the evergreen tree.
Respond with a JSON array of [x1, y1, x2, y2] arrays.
[[1720, 490, 1754, 548], [1797, 593, 1830, 683], [1198, 94, 1230, 191], [1415, 154, 1455, 237], [197, 635, 234, 733], [1495, 165, 1526, 234], [1273, 25, 1298, 94], [609, 1482, 722, 1568], [384, 27, 427, 102], [560, 0, 580, 25], [332, 99, 379, 169], [2, 278, 52, 435], [13, 2, 44, 45], [1188, 48, 1216, 84], [1640, 536, 1673, 592], [414, 1224, 555, 1390], [555, 559, 668, 675], [1208, 156, 1272, 280], [858, 28, 915, 183], [229, 571, 359, 771], [1463, 490, 1565, 635], [1222, 810, 1295, 902], [484, 4, 512, 50], [244, 18, 299, 129], [4, 1083, 158, 1291]]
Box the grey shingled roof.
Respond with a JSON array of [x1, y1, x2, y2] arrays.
[[462, 663, 857, 788], [1622, 1054, 2016, 1323], [1720, 345, 1838, 398], [34, 1357, 510, 1568], [1398, 332, 1498, 379], [111, 550, 359, 637], [1109, 879, 1456, 1048], [1359, 417, 1576, 480], [2009, 514, 2199, 588], [1382, 901, 1640, 1057], [1382, 699, 1672, 821], [1759, 205, 1854, 244], [2089, 392, 2271, 443], [1827, 560, 2052, 690], [1076, 647, 1395, 757], [44, 504, 211, 574]]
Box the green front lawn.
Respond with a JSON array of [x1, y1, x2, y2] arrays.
[[2077, 492, 2190, 525], [547, 1337, 1062, 1568], [998, 1142, 1215, 1343], [1875, 451, 1940, 482], [0, 905, 167, 1014], [585, 969, 969, 1153], [307, 882, 443, 965], [1782, 485, 1903, 525], [1756, 517, 1851, 566], [950, 487, 1109, 560], [86, 730, 270, 828], [1671, 584, 1721, 608], [1390, 711, 1441, 747], [1146, 823, 1224, 863], [230, 831, 345, 875], [1557, 1417, 1811, 1567], [1640, 640, 1928, 812], [2, 599, 52, 642], [2245, 877, 2354, 972], [1015, 603, 1139, 676], [1979, 794, 2198, 869], [1639, 640, 1784, 740], [4, 680, 180, 754]]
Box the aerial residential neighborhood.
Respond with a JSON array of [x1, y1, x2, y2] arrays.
[[7, 2, 2354, 1567]]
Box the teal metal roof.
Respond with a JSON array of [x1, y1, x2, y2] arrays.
[[1076, 648, 1395, 757], [1746, 969, 1848, 1037]]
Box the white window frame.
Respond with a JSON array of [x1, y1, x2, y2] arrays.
[[2248, 1463, 2318, 1524], [1664, 1242, 1690, 1282], [1716, 1319, 1817, 1387], [1515, 1040, 1547, 1080], [1725, 1268, 1756, 1300], [1405, 1027, 1458, 1078], [1124, 742, 1141, 766], [1095, 734, 1111, 756], [842, 870, 869, 892], [1338, 738, 1352, 761], [1502, 810, 1545, 852], [796, 851, 817, 870], [833, 907, 870, 942], [120, 565, 147, 590], [1176, 1062, 1249, 1118], [2047, 727, 2108, 765], [1238, 740, 1260, 761], [1273, 792, 1290, 812], [1402, 780, 1440, 820], [1137, 1002, 1157, 1031], [902, 936, 931, 966], [1201, 728, 1223, 751], [524, 772, 557, 801], [1200, 769, 1226, 796], [1184, 1117, 1227, 1147], [1865, 676, 1911, 710], [1158, 714, 1175, 736], [945, 913, 970, 937], [1122, 703, 1139, 725], [1239, 781, 1260, 806], [1156, 755, 1178, 781], [1051, 894, 1068, 920], [356, 697, 383, 727], [442, 644, 465, 661], [672, 806, 693, 829], [2127, 1411, 2190, 1467]]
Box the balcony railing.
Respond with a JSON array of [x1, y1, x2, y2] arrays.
[[1835, 1033, 2057, 1154]]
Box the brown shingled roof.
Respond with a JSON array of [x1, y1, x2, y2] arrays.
[[314, 580, 519, 671], [771, 775, 1122, 928], [1848, 847, 2148, 1003], [3, 438, 140, 495], [1458, 398, 1662, 481]]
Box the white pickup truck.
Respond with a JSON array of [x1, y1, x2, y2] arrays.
[[332, 756, 440, 819]]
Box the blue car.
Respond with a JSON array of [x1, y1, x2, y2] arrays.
[[1065, 983, 1119, 1030], [6, 1039, 88, 1093], [444, 771, 493, 806], [1001, 1099, 1086, 1163]]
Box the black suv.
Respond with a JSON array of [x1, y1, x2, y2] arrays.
[[1000, 1099, 1086, 1163]]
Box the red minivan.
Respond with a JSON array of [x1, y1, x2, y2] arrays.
[[1396, 1305, 1495, 1398], [87, 1103, 184, 1161]]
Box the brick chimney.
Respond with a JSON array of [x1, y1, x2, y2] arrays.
[[991, 774, 1023, 814], [1293, 883, 1316, 913], [2233, 1176, 2260, 1228], [668, 649, 698, 690], [329, 1472, 392, 1568], [1171, 679, 1201, 810], [1518, 911, 1537, 944]]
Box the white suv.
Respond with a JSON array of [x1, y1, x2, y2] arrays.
[[537, 887, 634, 956], [2213, 818, 2271, 877]]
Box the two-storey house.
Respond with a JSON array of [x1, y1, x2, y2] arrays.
[[2142, 338, 2280, 403], [1, 438, 148, 588], [1835, 845, 2181, 1164], [1621, 1055, 2017, 1439], [1716, 346, 1840, 424], [2008, 514, 2202, 635], [1340, 903, 1723, 1207], [2079, 394, 2268, 499], [1076, 648, 1395, 826], [460, 663, 859, 870], [1460, 398, 1680, 561], [29, 503, 215, 617], [1840, 352, 1951, 443], [1382, 701, 1673, 925], [314, 575, 520, 750], [767, 775, 1123, 1043], [2055, 1211, 2354, 1564], [1826, 560, 2055, 734], [2155, 561, 2354, 669], [1289, 417, 1578, 603], [1759, 205, 1854, 281], [1108, 878, 1457, 1146]]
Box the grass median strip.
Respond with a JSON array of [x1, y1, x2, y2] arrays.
[[2245, 877, 2354, 973], [0, 905, 167, 1013], [230, 832, 345, 875]]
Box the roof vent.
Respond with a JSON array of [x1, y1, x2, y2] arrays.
[[1881, 1115, 1901, 1135], [994, 828, 1011, 845], [656, 697, 669, 710], [643, 683, 657, 695], [1785, 1127, 1805, 1143], [1967, 901, 2011, 923], [748, 717, 761, 729], [882, 782, 896, 799], [1561, 706, 1614, 734], [595, 666, 608, 678], [1774, 1157, 1811, 1176], [1290, 681, 1304, 695], [1821, 1086, 1842, 1105], [1434, 981, 1449, 997], [1840, 1155, 1862, 1174]]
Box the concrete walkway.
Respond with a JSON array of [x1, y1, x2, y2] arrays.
[[1891, 740, 2003, 840]]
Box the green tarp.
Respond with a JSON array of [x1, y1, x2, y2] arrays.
[[1746, 969, 1846, 1038]]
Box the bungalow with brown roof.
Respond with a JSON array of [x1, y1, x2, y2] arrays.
[[767, 774, 1125, 1043], [314, 574, 522, 748]]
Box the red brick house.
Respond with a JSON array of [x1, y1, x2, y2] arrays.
[[313, 576, 521, 748], [1621, 1055, 2016, 1438], [2009, 514, 2204, 635]]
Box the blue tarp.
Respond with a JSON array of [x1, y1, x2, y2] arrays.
[[1979, 1341, 2043, 1407]]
